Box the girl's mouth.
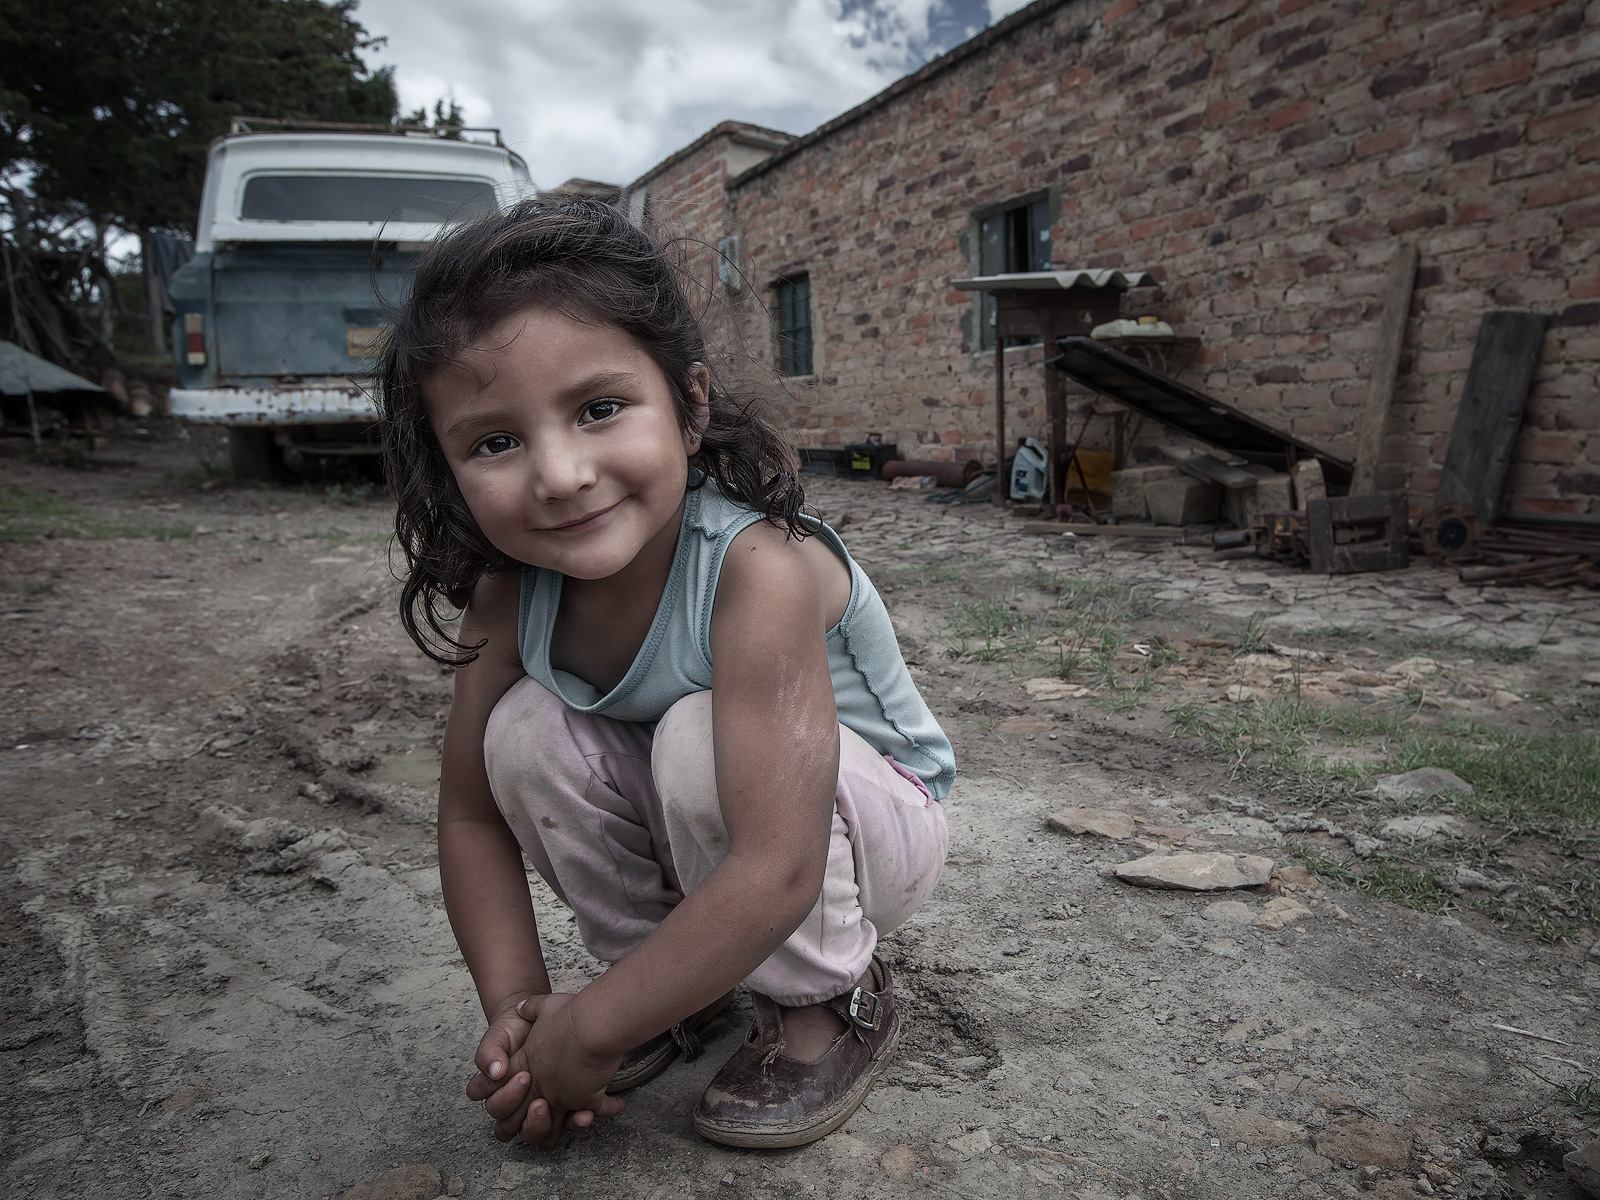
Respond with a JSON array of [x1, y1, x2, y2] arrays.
[[542, 502, 619, 533]]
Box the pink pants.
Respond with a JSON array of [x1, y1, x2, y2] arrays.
[[483, 679, 949, 1006]]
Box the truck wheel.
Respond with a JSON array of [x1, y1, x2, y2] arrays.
[[227, 428, 282, 481]]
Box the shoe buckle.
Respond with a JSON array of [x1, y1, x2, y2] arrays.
[[847, 987, 882, 1031]]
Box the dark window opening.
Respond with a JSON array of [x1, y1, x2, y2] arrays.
[[240, 175, 497, 223], [978, 197, 1051, 350], [776, 275, 814, 377]]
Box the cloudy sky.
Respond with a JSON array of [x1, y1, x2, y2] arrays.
[[359, 0, 1034, 189]]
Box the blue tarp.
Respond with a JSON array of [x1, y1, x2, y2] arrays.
[[0, 341, 104, 396]]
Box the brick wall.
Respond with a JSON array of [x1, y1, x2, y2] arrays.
[[641, 0, 1600, 514]]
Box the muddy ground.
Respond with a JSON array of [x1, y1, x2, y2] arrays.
[[3, 423, 1598, 1200]]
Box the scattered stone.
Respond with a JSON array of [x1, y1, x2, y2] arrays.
[[1277, 865, 1323, 890], [1349, 833, 1385, 858], [1270, 643, 1325, 662], [1370, 768, 1475, 802], [1314, 1115, 1413, 1170], [1493, 689, 1520, 710], [947, 1127, 992, 1159], [1237, 653, 1293, 671], [1456, 1159, 1505, 1200], [1203, 900, 1254, 924], [1588, 939, 1600, 963], [1453, 867, 1511, 894], [1385, 656, 1440, 680], [1563, 1139, 1600, 1198], [162, 1086, 215, 1111], [1204, 938, 1244, 959], [249, 1152, 271, 1170], [1024, 677, 1092, 700], [343, 1165, 443, 1200], [1225, 684, 1258, 703], [1379, 814, 1468, 841], [1047, 807, 1137, 839], [1253, 896, 1314, 929], [881, 1145, 917, 1177], [1480, 1131, 1523, 1161], [1207, 1108, 1307, 1147], [1113, 851, 1274, 891], [489, 1163, 545, 1190], [1581, 672, 1600, 688]]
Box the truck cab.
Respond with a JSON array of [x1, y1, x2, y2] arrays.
[[168, 122, 532, 476]]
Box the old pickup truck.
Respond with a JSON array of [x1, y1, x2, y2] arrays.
[[168, 121, 532, 476]]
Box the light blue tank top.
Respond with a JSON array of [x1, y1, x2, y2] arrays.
[[516, 480, 956, 800]]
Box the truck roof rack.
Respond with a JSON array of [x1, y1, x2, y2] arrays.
[[229, 116, 505, 147]]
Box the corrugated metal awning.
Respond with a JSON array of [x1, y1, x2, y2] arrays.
[[950, 269, 1155, 292], [0, 341, 105, 396]]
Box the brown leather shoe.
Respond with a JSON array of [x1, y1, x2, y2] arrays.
[[693, 956, 899, 1148], [607, 989, 737, 1094]]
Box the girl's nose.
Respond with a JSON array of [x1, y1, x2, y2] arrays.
[[528, 440, 597, 503]]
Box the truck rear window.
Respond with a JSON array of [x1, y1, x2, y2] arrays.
[[240, 175, 496, 223]]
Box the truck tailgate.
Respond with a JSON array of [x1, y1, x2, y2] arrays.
[[211, 242, 416, 381]]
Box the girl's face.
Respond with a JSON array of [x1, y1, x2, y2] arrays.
[[426, 306, 704, 580]]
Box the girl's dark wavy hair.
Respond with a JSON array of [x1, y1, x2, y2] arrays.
[[379, 196, 807, 666]]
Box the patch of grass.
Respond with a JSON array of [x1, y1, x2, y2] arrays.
[[1396, 631, 1537, 664], [1298, 623, 1371, 642], [0, 484, 192, 543], [881, 562, 972, 590], [1299, 850, 1457, 915], [1054, 577, 1159, 627], [1233, 611, 1273, 656], [0, 577, 55, 594], [324, 481, 377, 506], [946, 596, 1039, 662], [1557, 1078, 1600, 1129], [1377, 725, 1600, 833], [1051, 630, 1091, 680], [1165, 698, 1210, 738]]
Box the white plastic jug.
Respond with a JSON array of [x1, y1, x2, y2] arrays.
[[1010, 437, 1048, 501]]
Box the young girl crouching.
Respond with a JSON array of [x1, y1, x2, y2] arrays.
[[380, 199, 955, 1149]]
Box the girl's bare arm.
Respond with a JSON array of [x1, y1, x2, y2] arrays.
[[438, 573, 550, 1041], [566, 521, 843, 1059]]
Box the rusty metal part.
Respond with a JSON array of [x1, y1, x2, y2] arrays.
[[1210, 511, 1310, 562], [1458, 555, 1599, 589], [1308, 493, 1410, 574], [1420, 504, 1481, 564], [1256, 510, 1310, 563], [881, 459, 979, 487]]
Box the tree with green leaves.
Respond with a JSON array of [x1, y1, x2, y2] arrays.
[[1, 0, 399, 367]]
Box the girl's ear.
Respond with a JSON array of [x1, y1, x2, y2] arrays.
[[684, 363, 711, 452]]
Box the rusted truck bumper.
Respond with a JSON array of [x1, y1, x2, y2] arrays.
[[170, 385, 378, 425]]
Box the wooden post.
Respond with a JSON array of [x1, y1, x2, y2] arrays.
[[1041, 311, 1061, 508], [1350, 243, 1418, 495], [993, 333, 1006, 506]]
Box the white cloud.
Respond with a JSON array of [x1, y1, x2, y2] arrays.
[[359, 0, 999, 187]]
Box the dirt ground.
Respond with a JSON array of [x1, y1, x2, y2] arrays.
[[3, 423, 1598, 1200]]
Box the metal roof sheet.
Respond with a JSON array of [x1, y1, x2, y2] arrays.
[[950, 269, 1155, 292], [0, 342, 104, 396]]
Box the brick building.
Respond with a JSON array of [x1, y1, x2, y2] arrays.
[[628, 0, 1600, 516]]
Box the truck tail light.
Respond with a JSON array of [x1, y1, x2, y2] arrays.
[[185, 313, 206, 366]]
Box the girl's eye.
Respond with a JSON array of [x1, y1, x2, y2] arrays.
[[579, 399, 623, 425], [474, 434, 518, 457]]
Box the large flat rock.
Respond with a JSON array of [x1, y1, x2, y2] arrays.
[[1047, 806, 1137, 839], [1113, 851, 1274, 891]]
